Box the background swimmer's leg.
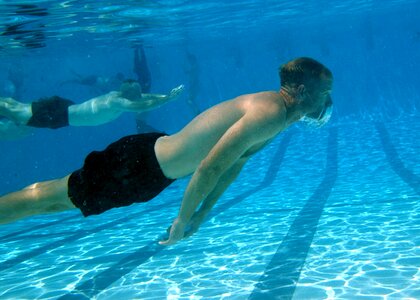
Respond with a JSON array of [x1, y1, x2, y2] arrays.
[[0, 97, 31, 125]]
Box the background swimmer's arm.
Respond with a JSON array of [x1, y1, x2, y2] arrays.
[[142, 84, 185, 101], [184, 158, 248, 238], [119, 84, 184, 112]]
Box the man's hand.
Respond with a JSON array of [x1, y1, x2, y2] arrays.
[[169, 84, 185, 99], [184, 212, 205, 238], [164, 212, 205, 240], [159, 218, 187, 246]]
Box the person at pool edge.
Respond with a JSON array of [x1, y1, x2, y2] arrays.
[[0, 57, 334, 246]]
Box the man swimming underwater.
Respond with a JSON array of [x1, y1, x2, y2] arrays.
[[0, 57, 333, 246]]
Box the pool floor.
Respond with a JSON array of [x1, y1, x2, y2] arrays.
[[0, 114, 419, 299]]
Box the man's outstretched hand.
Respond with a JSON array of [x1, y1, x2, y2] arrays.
[[160, 212, 205, 246], [169, 84, 185, 99], [159, 218, 186, 246]]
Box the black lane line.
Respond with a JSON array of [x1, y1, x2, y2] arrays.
[[1, 184, 184, 244], [0, 200, 178, 272], [58, 131, 294, 300], [0, 215, 77, 242], [210, 130, 293, 217], [1, 183, 183, 243], [249, 127, 338, 300], [58, 240, 166, 300], [375, 122, 420, 196]]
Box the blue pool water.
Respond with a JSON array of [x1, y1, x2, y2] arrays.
[[0, 1, 419, 299]]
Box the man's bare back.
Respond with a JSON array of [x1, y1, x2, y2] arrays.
[[156, 91, 287, 179]]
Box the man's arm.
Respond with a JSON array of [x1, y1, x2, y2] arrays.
[[183, 157, 248, 238], [119, 84, 184, 112], [160, 106, 284, 246]]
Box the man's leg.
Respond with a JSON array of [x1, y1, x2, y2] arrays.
[[0, 97, 32, 125], [0, 117, 32, 140], [0, 175, 76, 225]]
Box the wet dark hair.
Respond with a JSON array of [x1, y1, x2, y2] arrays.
[[122, 78, 138, 84], [279, 57, 332, 89], [120, 80, 142, 101]]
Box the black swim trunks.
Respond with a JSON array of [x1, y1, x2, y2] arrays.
[[26, 96, 75, 129], [68, 132, 175, 217]]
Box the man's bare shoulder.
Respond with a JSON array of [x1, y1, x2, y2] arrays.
[[232, 91, 287, 139], [239, 91, 286, 118]]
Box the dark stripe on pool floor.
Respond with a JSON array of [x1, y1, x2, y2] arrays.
[[210, 129, 293, 217], [375, 122, 420, 196], [249, 126, 338, 300], [0, 200, 178, 271], [0, 183, 183, 243], [0, 215, 77, 242], [58, 131, 294, 299]]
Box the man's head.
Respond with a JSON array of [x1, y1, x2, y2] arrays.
[[280, 57, 333, 126], [280, 57, 332, 89], [120, 79, 142, 101]]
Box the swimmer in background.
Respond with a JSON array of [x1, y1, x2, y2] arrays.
[[0, 80, 184, 131], [60, 70, 126, 94], [133, 44, 159, 133], [133, 44, 151, 93], [0, 57, 333, 247], [0, 116, 32, 140], [185, 51, 201, 116], [0, 64, 33, 139]]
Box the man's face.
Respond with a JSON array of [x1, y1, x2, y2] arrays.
[[304, 79, 333, 126]]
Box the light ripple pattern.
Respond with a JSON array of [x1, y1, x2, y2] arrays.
[[0, 116, 419, 299]]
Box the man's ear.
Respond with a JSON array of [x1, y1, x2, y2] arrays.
[[297, 84, 306, 97]]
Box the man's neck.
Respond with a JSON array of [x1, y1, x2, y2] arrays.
[[279, 87, 304, 124]]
